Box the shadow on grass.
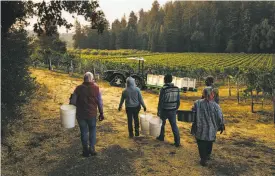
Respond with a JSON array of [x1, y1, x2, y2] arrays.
[[47, 143, 139, 176], [210, 158, 250, 176], [45, 118, 139, 176], [213, 135, 275, 175]]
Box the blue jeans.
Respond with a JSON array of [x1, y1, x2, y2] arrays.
[[77, 118, 96, 148], [159, 110, 180, 145]]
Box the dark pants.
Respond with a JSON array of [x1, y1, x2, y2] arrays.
[[159, 110, 180, 145], [77, 118, 96, 149], [126, 106, 141, 136], [196, 139, 213, 160]]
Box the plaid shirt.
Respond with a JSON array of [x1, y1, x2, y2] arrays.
[[192, 99, 224, 141]]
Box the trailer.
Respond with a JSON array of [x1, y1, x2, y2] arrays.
[[103, 57, 197, 92]]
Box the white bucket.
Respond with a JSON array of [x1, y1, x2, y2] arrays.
[[140, 114, 152, 135], [60, 104, 76, 128], [149, 117, 162, 137]]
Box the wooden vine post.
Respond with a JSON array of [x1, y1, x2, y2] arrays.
[[251, 90, 254, 113]]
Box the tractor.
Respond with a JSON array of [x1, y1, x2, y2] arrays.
[[103, 57, 146, 89]]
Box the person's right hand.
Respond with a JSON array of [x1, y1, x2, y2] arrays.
[[99, 114, 104, 121], [219, 124, 225, 134], [144, 107, 147, 112], [118, 107, 122, 111]]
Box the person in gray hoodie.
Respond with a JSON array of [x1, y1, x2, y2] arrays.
[[118, 77, 146, 138]]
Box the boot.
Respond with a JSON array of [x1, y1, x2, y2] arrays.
[[156, 136, 164, 141], [200, 159, 207, 167], [135, 130, 139, 137], [89, 146, 97, 156], [129, 131, 134, 138], [82, 146, 89, 157]]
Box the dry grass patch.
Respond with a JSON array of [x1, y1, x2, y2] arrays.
[[1, 68, 274, 176]]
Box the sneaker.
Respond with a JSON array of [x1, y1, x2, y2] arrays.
[[200, 159, 207, 167], [135, 132, 139, 137], [156, 136, 164, 141], [129, 134, 134, 138], [174, 143, 181, 147], [206, 155, 211, 160]]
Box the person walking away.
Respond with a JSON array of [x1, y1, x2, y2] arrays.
[[156, 74, 181, 147], [202, 76, 219, 104], [118, 77, 146, 138], [192, 87, 225, 166], [70, 72, 104, 157]]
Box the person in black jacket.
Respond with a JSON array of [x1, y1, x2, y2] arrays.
[[156, 74, 181, 147]]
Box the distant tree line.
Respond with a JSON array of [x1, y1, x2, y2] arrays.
[[73, 1, 275, 53]]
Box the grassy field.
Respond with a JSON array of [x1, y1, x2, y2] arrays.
[[2, 68, 275, 176]]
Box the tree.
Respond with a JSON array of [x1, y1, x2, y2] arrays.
[[225, 39, 235, 53], [2, 28, 36, 125], [33, 29, 67, 70], [248, 19, 275, 53], [1, 1, 106, 37], [127, 11, 138, 49], [73, 20, 84, 49]]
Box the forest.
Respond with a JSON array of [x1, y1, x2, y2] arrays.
[[73, 1, 275, 53]]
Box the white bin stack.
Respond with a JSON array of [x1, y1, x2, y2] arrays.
[[157, 75, 165, 87]]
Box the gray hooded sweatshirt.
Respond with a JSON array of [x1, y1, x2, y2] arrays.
[[119, 77, 146, 109]]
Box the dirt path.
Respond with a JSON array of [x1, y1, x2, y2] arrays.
[[2, 68, 275, 176]]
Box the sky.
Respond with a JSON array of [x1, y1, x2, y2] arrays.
[[26, 0, 169, 34]]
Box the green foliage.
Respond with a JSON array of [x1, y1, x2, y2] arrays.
[[1, 1, 106, 36], [68, 49, 274, 79], [1, 28, 37, 124], [30, 31, 67, 69], [225, 40, 235, 53]]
